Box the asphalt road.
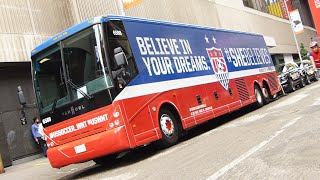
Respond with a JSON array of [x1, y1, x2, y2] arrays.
[[2, 81, 320, 180]]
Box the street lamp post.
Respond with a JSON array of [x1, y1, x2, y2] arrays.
[[284, 1, 303, 62], [117, 0, 125, 16]]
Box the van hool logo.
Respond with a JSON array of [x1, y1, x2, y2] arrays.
[[205, 35, 230, 90], [61, 105, 85, 116]]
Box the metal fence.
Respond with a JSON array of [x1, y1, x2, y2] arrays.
[[0, 107, 40, 163]]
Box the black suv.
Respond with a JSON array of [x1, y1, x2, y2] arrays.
[[277, 62, 305, 92]]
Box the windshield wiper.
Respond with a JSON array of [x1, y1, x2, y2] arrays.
[[51, 98, 58, 114], [66, 79, 92, 100]]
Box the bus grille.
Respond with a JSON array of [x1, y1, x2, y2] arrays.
[[267, 74, 278, 90], [235, 79, 250, 101]]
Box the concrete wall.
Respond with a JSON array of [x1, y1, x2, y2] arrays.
[[125, 0, 220, 28], [0, 0, 120, 63], [284, 54, 294, 62], [0, 0, 75, 63]]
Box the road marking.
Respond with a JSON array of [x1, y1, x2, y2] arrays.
[[148, 143, 189, 161], [100, 173, 138, 180], [190, 113, 268, 142], [150, 113, 272, 162], [303, 82, 320, 91], [206, 116, 301, 180], [32, 162, 49, 166], [268, 94, 309, 110], [57, 168, 78, 174], [310, 97, 320, 106]]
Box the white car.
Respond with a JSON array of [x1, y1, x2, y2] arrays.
[[298, 59, 318, 84]]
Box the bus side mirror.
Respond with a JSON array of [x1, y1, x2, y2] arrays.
[[114, 47, 126, 67], [17, 86, 26, 106]]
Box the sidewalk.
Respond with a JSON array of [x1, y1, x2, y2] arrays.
[[0, 156, 95, 180], [1, 157, 51, 179]]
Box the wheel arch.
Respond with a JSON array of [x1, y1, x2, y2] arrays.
[[153, 101, 184, 148], [253, 80, 262, 90], [262, 79, 271, 94], [158, 102, 183, 131]]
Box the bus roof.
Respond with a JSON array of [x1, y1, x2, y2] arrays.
[[31, 15, 262, 57]]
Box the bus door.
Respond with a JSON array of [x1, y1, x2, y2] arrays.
[[105, 20, 157, 145]]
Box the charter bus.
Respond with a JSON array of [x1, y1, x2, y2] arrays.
[[30, 15, 281, 168]]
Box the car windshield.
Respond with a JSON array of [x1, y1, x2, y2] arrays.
[[32, 24, 113, 114], [276, 64, 285, 74]]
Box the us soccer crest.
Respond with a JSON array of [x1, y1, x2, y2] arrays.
[[206, 47, 229, 90]]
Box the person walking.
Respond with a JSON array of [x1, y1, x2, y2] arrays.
[[309, 41, 320, 79], [31, 117, 47, 157]]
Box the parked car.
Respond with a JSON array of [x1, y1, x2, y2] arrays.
[[297, 59, 318, 84], [277, 62, 305, 92]]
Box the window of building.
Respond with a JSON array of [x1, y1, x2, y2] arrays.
[[243, 0, 314, 28]]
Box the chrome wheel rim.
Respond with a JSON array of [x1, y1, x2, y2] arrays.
[[292, 83, 295, 90], [255, 89, 263, 104], [160, 114, 174, 137], [262, 87, 269, 99], [302, 78, 306, 86]]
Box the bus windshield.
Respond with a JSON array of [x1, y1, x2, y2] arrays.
[[32, 24, 113, 114]]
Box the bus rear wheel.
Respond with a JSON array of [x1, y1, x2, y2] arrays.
[[262, 84, 271, 104], [155, 108, 180, 149], [254, 85, 264, 108]]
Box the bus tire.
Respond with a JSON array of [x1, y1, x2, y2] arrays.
[[155, 108, 180, 149], [262, 84, 271, 104], [254, 85, 264, 108]]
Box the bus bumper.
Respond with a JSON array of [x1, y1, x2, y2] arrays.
[[47, 125, 130, 168]]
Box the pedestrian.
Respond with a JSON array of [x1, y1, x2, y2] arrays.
[[31, 117, 47, 157], [309, 41, 320, 78]]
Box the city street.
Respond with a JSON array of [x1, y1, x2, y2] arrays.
[[2, 81, 320, 180]]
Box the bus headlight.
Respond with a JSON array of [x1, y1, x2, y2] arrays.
[[113, 111, 120, 118]]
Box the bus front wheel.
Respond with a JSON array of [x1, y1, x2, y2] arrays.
[[155, 108, 180, 149]]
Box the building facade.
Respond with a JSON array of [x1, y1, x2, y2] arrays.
[[0, 0, 317, 166]]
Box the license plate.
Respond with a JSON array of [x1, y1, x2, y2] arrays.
[[74, 144, 86, 154]]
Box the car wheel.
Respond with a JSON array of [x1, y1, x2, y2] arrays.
[[306, 76, 311, 84], [254, 85, 264, 108], [288, 78, 296, 92], [300, 76, 306, 88], [155, 108, 180, 149], [314, 72, 319, 81]]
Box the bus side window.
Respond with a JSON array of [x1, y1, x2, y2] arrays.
[[106, 20, 138, 89]]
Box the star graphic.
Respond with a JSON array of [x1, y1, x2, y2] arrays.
[[212, 36, 217, 44], [204, 35, 209, 43]]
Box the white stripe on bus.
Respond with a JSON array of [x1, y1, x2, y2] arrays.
[[114, 67, 276, 101]]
